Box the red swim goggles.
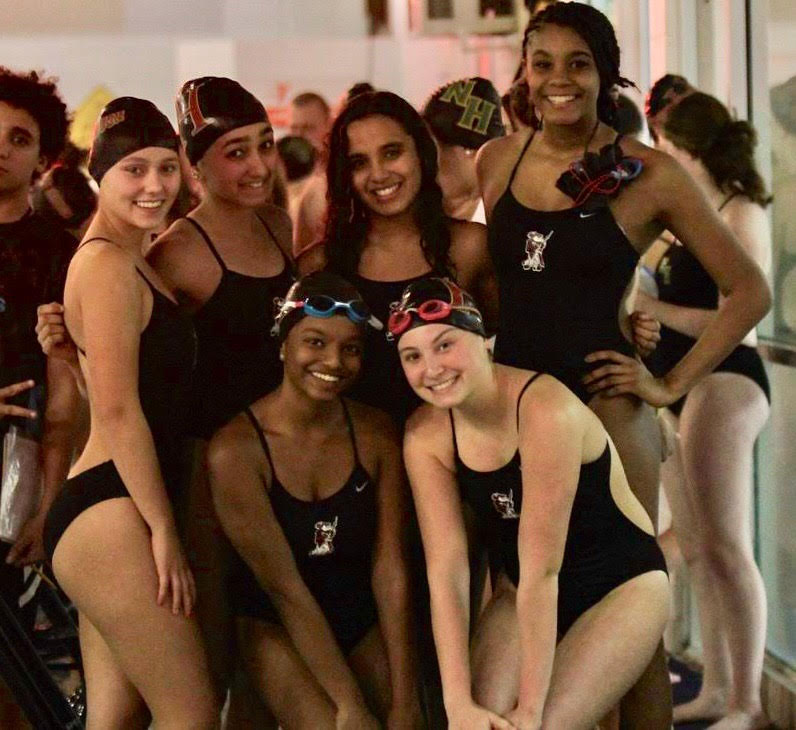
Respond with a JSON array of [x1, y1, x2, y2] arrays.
[[386, 279, 482, 340]]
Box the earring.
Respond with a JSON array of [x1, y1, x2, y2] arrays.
[[279, 349, 285, 362]]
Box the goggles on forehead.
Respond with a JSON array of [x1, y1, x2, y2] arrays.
[[272, 294, 383, 336], [386, 279, 484, 340]]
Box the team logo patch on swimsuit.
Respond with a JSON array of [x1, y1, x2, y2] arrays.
[[309, 516, 338, 556], [521, 230, 553, 272], [491, 489, 519, 519]]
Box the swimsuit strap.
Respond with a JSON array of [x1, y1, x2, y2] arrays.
[[76, 235, 113, 251], [507, 131, 536, 189], [340, 399, 362, 467], [448, 409, 461, 461], [718, 191, 740, 211], [256, 214, 292, 270], [185, 217, 228, 273], [516, 372, 545, 429], [243, 407, 278, 477]]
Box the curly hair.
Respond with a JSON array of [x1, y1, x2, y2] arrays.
[[0, 67, 69, 166], [521, 2, 634, 129], [323, 91, 453, 280], [664, 92, 772, 208]]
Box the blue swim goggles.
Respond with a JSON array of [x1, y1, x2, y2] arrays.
[[272, 294, 383, 336]]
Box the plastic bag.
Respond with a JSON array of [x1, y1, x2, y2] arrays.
[[1, 425, 42, 543]]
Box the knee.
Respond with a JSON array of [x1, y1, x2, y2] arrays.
[[471, 680, 514, 716], [704, 538, 754, 581]]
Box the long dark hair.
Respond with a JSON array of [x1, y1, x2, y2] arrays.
[[521, 2, 634, 129], [323, 91, 453, 280], [664, 92, 772, 208]]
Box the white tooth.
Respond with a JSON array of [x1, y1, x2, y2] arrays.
[[374, 183, 399, 197], [311, 372, 340, 382], [429, 376, 456, 391], [135, 201, 163, 209]]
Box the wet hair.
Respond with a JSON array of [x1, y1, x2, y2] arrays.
[[277, 135, 317, 181], [323, 91, 453, 280], [292, 91, 331, 118], [663, 92, 772, 208], [612, 93, 643, 137], [521, 2, 634, 128], [276, 271, 368, 342], [0, 66, 69, 168], [645, 73, 693, 142]]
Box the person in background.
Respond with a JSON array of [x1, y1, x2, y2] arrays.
[[209, 272, 422, 729], [277, 134, 317, 229], [0, 66, 77, 730], [31, 163, 97, 239], [612, 92, 643, 139], [289, 91, 332, 155], [642, 89, 772, 730], [422, 77, 506, 224]]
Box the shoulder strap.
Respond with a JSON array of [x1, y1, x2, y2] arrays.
[[516, 372, 545, 429], [448, 409, 461, 459], [507, 131, 535, 188], [243, 407, 277, 476], [256, 214, 292, 271], [185, 217, 227, 273], [76, 236, 113, 251], [340, 399, 362, 467], [718, 192, 740, 212]]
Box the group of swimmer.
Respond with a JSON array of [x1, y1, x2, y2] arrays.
[[0, 1, 776, 728]]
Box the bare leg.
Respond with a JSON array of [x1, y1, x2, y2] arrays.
[[470, 581, 521, 714], [236, 618, 337, 730], [678, 374, 770, 730], [542, 572, 670, 730], [348, 625, 393, 720], [52, 498, 219, 729], [590, 394, 672, 728], [181, 440, 236, 705], [224, 666, 278, 730], [79, 615, 150, 729]]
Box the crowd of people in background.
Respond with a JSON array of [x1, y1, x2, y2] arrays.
[[0, 2, 775, 729]]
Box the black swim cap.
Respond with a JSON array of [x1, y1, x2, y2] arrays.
[[177, 77, 269, 164], [389, 277, 486, 342], [422, 77, 505, 149], [273, 271, 379, 342], [87, 97, 179, 184]]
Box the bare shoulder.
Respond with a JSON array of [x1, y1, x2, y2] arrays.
[[404, 402, 449, 455], [69, 239, 137, 286], [621, 137, 682, 186], [449, 219, 488, 254], [146, 218, 203, 272], [516, 371, 584, 431], [477, 129, 529, 176], [296, 240, 327, 275], [207, 411, 265, 479]]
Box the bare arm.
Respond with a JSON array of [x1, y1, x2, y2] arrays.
[[8, 358, 85, 565], [510, 381, 583, 727], [449, 221, 499, 334], [207, 426, 373, 720], [293, 175, 327, 257], [368, 413, 421, 723], [72, 245, 193, 613]]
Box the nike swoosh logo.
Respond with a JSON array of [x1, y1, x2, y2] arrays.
[[355, 481, 368, 493], [579, 211, 598, 218]]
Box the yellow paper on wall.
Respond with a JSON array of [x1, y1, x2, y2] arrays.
[[70, 86, 114, 150]]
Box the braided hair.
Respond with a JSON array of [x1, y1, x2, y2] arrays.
[[323, 91, 453, 280], [521, 2, 634, 129]]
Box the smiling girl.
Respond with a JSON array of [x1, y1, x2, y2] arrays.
[[41, 97, 217, 728], [207, 272, 422, 729]]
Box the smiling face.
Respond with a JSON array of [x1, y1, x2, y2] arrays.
[[283, 315, 365, 401], [196, 121, 276, 208], [346, 114, 423, 220], [398, 323, 489, 407], [0, 101, 46, 198], [524, 23, 600, 128], [98, 146, 180, 230]]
